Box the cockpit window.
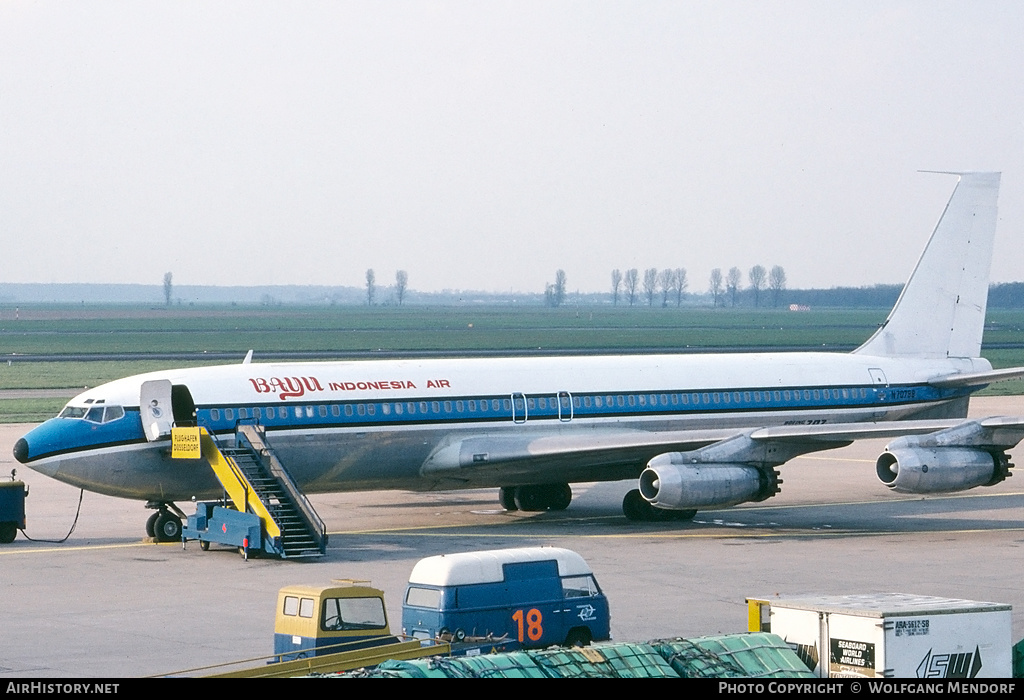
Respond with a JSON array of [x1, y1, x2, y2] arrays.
[[60, 404, 125, 424]]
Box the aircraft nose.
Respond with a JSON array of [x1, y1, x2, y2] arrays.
[[13, 437, 29, 464]]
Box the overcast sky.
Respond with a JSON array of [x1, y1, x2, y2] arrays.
[[2, 1, 1023, 295]]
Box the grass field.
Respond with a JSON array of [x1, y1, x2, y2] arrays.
[[2, 303, 1023, 423]]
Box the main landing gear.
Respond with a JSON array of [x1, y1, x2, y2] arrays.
[[145, 501, 186, 543], [621, 489, 696, 522], [499, 483, 572, 512]]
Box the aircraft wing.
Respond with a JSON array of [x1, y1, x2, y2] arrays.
[[927, 366, 1024, 388], [420, 417, 1024, 486], [751, 416, 1024, 446], [421, 428, 744, 484]]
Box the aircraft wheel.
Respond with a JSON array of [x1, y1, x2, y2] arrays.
[[622, 490, 683, 522], [153, 512, 182, 543], [622, 489, 647, 521], [547, 483, 572, 511], [145, 512, 159, 538], [499, 487, 518, 511], [669, 509, 697, 521], [514, 486, 546, 511]]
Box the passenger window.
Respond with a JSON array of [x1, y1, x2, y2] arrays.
[[405, 587, 442, 609], [299, 597, 315, 618], [283, 596, 300, 616]]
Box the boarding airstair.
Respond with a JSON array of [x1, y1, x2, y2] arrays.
[[183, 424, 327, 559]]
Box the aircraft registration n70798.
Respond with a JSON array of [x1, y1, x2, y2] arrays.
[[13, 172, 1024, 541]]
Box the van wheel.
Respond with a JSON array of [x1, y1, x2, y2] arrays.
[[565, 627, 592, 647]]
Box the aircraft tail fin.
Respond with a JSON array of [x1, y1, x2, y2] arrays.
[[854, 172, 1000, 359]]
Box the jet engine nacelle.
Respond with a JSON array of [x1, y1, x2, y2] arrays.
[[639, 459, 775, 510], [875, 447, 1005, 494]]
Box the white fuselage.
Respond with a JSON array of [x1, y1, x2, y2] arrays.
[[16, 351, 984, 501]]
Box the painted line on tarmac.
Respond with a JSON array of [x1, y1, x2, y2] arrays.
[[330, 526, 1024, 541], [0, 540, 178, 556]]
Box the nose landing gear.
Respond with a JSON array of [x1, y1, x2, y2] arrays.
[[145, 502, 185, 543]]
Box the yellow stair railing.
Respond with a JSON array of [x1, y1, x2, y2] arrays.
[[199, 428, 282, 540]]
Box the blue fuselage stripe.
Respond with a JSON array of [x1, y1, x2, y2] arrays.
[[198, 382, 961, 433]]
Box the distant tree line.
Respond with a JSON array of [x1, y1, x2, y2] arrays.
[[363, 269, 410, 306], [146, 272, 1024, 310], [609, 268, 688, 307]]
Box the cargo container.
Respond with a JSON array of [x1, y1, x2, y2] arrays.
[[751, 593, 1011, 678]]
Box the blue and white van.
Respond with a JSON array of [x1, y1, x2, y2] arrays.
[[402, 547, 610, 649]]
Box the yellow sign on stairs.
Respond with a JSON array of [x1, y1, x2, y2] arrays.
[[171, 427, 202, 459]]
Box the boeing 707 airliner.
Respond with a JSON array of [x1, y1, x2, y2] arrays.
[[13, 172, 1024, 541]]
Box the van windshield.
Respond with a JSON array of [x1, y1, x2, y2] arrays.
[[562, 575, 600, 598], [321, 596, 387, 631]]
